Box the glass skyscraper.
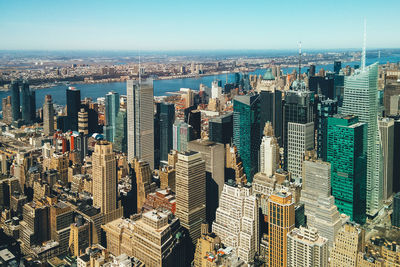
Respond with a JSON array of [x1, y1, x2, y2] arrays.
[[10, 80, 21, 122], [340, 62, 383, 216], [20, 80, 35, 124], [66, 87, 81, 131], [104, 91, 120, 142], [233, 93, 260, 182], [114, 109, 127, 153], [317, 98, 338, 161], [159, 103, 175, 163], [327, 114, 367, 224]]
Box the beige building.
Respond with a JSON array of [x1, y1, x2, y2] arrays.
[[287, 226, 329, 267], [78, 108, 89, 135], [330, 223, 365, 267], [133, 158, 156, 212], [175, 151, 206, 244], [92, 140, 123, 224], [268, 190, 295, 267], [159, 165, 176, 192], [43, 95, 54, 136], [193, 223, 223, 267]]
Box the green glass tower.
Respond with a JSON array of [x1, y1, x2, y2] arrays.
[[233, 93, 260, 182], [327, 114, 367, 224], [104, 91, 120, 142], [114, 109, 127, 153], [340, 62, 383, 216]]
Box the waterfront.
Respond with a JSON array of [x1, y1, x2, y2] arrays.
[[0, 56, 398, 111]]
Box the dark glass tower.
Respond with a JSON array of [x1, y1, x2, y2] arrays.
[[10, 80, 21, 122], [392, 193, 400, 228], [327, 114, 367, 224], [209, 112, 233, 144], [233, 93, 260, 182], [185, 109, 201, 140], [259, 90, 283, 146], [334, 61, 342, 74], [21, 80, 35, 124], [282, 90, 314, 170], [104, 91, 120, 142], [309, 76, 335, 99], [317, 98, 338, 161], [309, 65, 316, 77], [66, 88, 81, 131], [114, 109, 127, 153], [159, 103, 175, 163]]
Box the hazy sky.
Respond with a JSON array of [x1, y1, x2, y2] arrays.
[[0, 0, 399, 51]]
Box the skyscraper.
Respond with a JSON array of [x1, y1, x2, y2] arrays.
[[383, 81, 400, 116], [175, 151, 206, 245], [114, 109, 127, 153], [316, 98, 338, 161], [208, 112, 233, 144], [233, 93, 261, 182], [127, 79, 154, 169], [173, 121, 193, 153], [158, 102, 175, 163], [287, 227, 329, 267], [327, 115, 367, 224], [379, 118, 394, 200], [78, 108, 88, 135], [92, 140, 123, 224], [287, 122, 314, 182], [66, 87, 81, 131], [259, 122, 280, 177], [340, 62, 383, 216], [43, 95, 54, 136], [268, 190, 295, 267], [283, 90, 314, 170], [392, 192, 400, 228], [259, 90, 283, 146], [21, 80, 35, 124], [10, 80, 21, 122], [334, 60, 342, 75], [104, 91, 120, 142]]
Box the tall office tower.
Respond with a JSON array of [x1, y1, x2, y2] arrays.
[[283, 90, 314, 170], [211, 80, 223, 99], [158, 102, 175, 163], [300, 154, 342, 248], [330, 223, 364, 267], [209, 112, 233, 144], [309, 76, 335, 99], [392, 192, 400, 228], [268, 190, 295, 267], [259, 122, 280, 177], [68, 216, 90, 256], [340, 62, 383, 216], [66, 87, 81, 131], [2, 96, 12, 124], [30, 89, 36, 122], [327, 115, 367, 224], [383, 81, 400, 116], [233, 93, 261, 182], [173, 121, 193, 152], [188, 139, 225, 222], [379, 118, 394, 200], [50, 201, 74, 254], [212, 182, 259, 264], [394, 120, 400, 193], [21, 80, 34, 124], [20, 202, 49, 253], [43, 95, 55, 136], [78, 108, 88, 135], [175, 151, 206, 245], [133, 157, 156, 212], [317, 98, 338, 161], [132, 210, 190, 266], [309, 65, 316, 77], [260, 90, 283, 146], [185, 109, 201, 140], [92, 140, 123, 224], [10, 80, 21, 122], [287, 227, 329, 267], [114, 109, 127, 153], [287, 122, 314, 182], [127, 79, 154, 169], [334, 61, 342, 75], [104, 91, 120, 142]]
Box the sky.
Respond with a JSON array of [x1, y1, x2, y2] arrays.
[[0, 0, 399, 51]]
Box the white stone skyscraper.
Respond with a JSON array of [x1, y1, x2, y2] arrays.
[[259, 122, 280, 177], [127, 79, 154, 169], [340, 62, 383, 216]]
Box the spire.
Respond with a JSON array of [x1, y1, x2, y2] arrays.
[[138, 51, 141, 83], [298, 41, 302, 81], [361, 18, 367, 70]]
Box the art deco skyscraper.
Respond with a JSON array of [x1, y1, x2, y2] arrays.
[[127, 79, 154, 169], [175, 151, 206, 245], [92, 140, 123, 224], [268, 190, 295, 267], [340, 62, 383, 216], [43, 95, 55, 136]]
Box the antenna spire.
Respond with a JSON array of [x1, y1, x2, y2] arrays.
[[362, 18, 367, 70], [298, 41, 302, 81], [138, 51, 141, 83]]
